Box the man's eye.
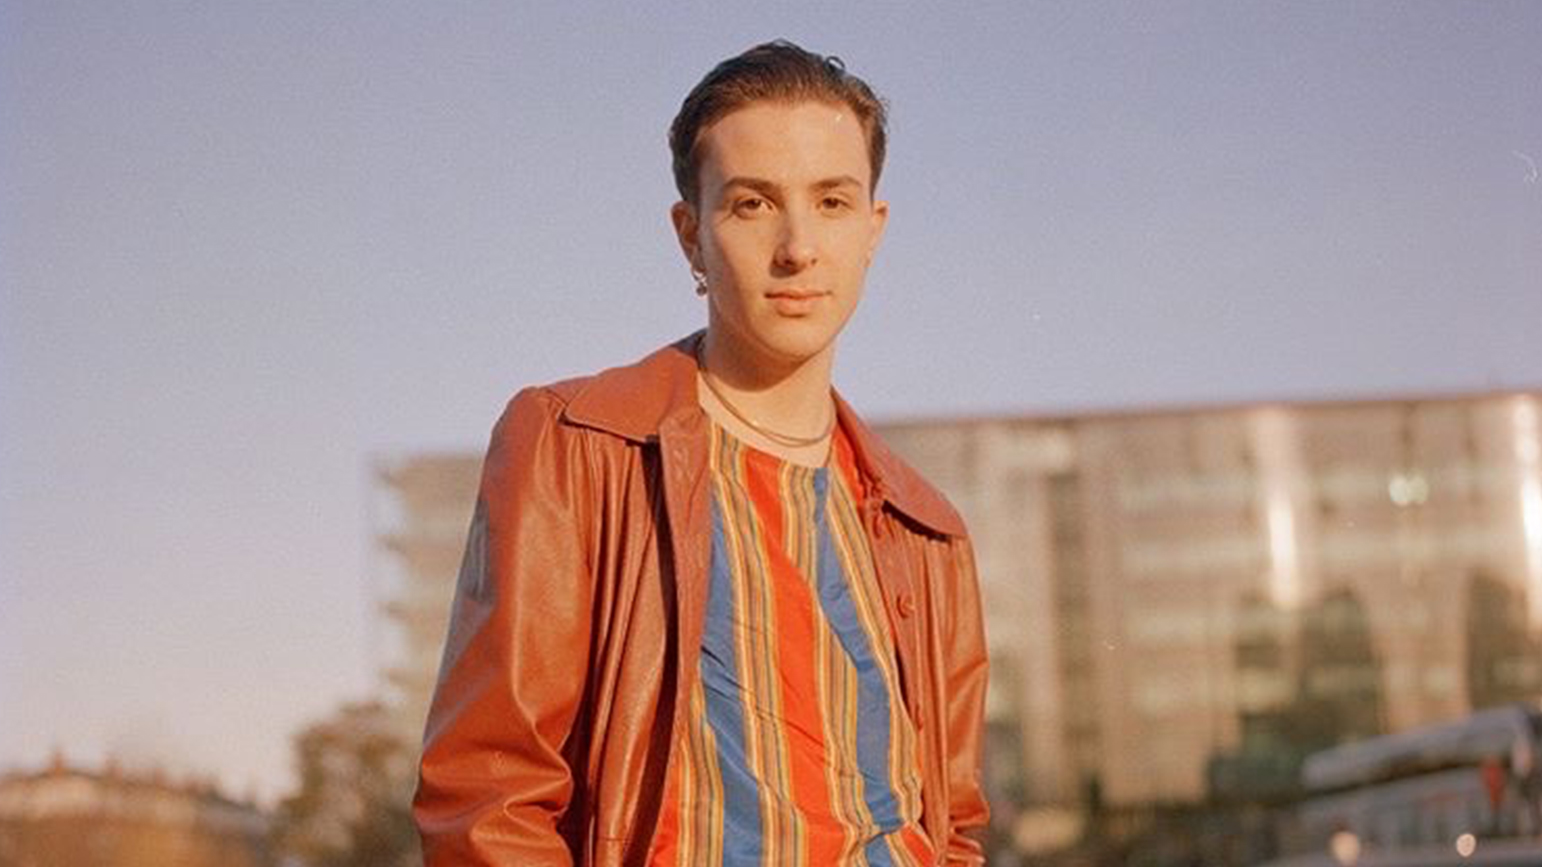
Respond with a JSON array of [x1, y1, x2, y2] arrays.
[[733, 197, 769, 215], [820, 196, 851, 211]]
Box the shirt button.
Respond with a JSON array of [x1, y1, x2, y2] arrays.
[[896, 592, 916, 618]]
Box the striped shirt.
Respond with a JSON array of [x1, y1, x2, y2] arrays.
[[648, 421, 934, 867]]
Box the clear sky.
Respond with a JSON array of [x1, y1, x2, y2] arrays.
[[2, 1, 1539, 804]]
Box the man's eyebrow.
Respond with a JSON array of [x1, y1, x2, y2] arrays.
[[721, 176, 781, 196], [810, 175, 865, 192], [719, 175, 867, 196]]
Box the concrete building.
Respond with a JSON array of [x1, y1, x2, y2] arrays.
[[372, 392, 1542, 816], [0, 754, 270, 867], [371, 453, 482, 743], [884, 392, 1542, 811]]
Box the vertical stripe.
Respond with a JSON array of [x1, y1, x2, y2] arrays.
[[815, 475, 906, 832], [768, 462, 842, 865], [734, 446, 790, 864], [702, 466, 764, 864], [690, 681, 727, 865]]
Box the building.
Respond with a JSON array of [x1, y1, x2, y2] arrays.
[[0, 754, 269, 867], [884, 391, 1542, 813], [371, 453, 482, 744], [371, 392, 1542, 819]]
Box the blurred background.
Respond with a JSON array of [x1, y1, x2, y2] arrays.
[[2, 2, 1539, 865]]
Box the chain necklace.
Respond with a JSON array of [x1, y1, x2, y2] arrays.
[[695, 345, 836, 448]]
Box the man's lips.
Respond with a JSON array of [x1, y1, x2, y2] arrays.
[[764, 289, 827, 299], [766, 289, 827, 315]]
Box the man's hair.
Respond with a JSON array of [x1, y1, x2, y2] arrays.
[[669, 40, 889, 207]]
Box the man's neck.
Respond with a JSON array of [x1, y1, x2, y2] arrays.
[[697, 330, 837, 467]]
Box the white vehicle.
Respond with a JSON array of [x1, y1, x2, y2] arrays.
[[1279, 704, 1542, 857]]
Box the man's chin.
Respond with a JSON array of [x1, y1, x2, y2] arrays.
[[764, 339, 838, 373], [724, 338, 832, 380], [706, 316, 846, 375]]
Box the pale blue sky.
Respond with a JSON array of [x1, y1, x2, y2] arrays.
[[2, 1, 1539, 802]]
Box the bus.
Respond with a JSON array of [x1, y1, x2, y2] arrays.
[[1277, 704, 1542, 858]]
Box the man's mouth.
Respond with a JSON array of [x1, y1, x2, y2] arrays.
[[766, 289, 827, 315]]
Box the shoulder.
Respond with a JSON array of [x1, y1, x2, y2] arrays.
[[481, 386, 589, 483], [493, 335, 701, 444]]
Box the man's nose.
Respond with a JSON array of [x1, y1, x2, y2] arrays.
[[773, 210, 817, 272]]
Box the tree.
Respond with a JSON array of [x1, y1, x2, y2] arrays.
[[270, 701, 418, 867]]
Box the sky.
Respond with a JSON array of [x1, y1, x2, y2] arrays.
[[2, 1, 1539, 805]]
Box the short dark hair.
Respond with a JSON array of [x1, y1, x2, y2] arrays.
[[669, 40, 889, 207]]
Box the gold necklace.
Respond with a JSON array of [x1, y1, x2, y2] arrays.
[[696, 347, 836, 448]]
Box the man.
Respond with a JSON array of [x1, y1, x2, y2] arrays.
[[414, 40, 989, 866]]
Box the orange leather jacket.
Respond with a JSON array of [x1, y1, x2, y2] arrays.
[[414, 333, 989, 865]]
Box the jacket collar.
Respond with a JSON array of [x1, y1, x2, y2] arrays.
[[562, 331, 967, 539]]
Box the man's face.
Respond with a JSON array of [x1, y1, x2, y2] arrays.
[[672, 100, 888, 375]]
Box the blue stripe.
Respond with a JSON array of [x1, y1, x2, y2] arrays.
[[701, 491, 764, 864], [864, 835, 899, 867], [811, 470, 908, 835]]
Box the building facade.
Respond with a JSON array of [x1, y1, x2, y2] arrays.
[[0, 755, 269, 867], [883, 392, 1542, 813]]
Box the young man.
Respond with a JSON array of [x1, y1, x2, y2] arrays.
[[414, 41, 989, 866]]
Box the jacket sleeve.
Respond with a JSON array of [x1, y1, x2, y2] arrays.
[[943, 536, 991, 865], [414, 387, 594, 866]]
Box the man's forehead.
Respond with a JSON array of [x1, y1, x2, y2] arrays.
[[696, 100, 870, 186], [702, 99, 858, 140]]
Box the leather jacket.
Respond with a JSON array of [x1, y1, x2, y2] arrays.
[[414, 333, 989, 865]]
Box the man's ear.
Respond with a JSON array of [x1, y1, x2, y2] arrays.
[[867, 198, 890, 264], [670, 200, 702, 271]]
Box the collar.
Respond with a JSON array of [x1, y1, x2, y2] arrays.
[[560, 331, 967, 539]]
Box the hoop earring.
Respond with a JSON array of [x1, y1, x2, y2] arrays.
[[692, 269, 708, 297]]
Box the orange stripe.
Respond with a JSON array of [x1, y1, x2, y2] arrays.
[[737, 448, 785, 860], [743, 449, 805, 861], [649, 738, 683, 865], [900, 823, 935, 865], [776, 471, 849, 862]]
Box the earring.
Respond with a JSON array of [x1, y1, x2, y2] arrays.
[[692, 269, 708, 297]]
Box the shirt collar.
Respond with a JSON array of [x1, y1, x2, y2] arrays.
[[561, 331, 967, 539]]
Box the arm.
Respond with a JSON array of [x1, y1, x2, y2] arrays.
[[942, 537, 991, 865], [414, 387, 594, 866]]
